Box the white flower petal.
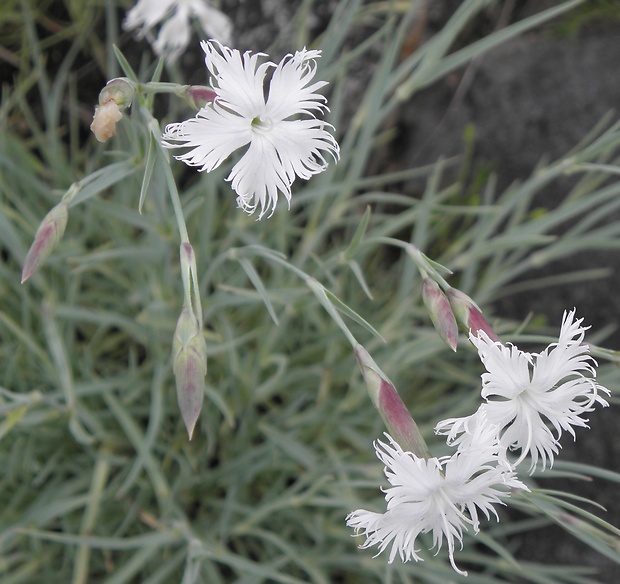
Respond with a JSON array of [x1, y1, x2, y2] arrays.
[[201, 41, 271, 119], [269, 119, 339, 178], [124, 0, 174, 36], [347, 508, 425, 564], [226, 133, 293, 218], [191, 2, 233, 45], [265, 49, 329, 120], [152, 5, 191, 61], [162, 106, 252, 172]]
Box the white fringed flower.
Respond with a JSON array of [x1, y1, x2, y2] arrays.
[[161, 40, 340, 219], [437, 309, 610, 472], [124, 0, 232, 63], [347, 421, 526, 576]]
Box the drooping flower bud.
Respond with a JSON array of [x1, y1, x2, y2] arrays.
[[354, 344, 431, 459], [98, 77, 135, 109], [172, 305, 207, 439], [446, 287, 500, 343], [90, 78, 135, 143], [21, 202, 69, 283], [91, 102, 123, 142], [422, 278, 459, 351], [186, 85, 217, 109]]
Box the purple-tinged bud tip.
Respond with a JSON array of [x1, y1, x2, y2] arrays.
[[354, 344, 431, 459], [21, 202, 69, 283], [422, 279, 459, 351], [180, 241, 194, 264], [446, 287, 500, 343], [186, 86, 217, 109], [172, 306, 207, 439]]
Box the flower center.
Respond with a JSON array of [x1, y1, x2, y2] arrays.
[[251, 115, 272, 133]]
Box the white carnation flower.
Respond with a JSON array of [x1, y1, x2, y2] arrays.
[[124, 0, 232, 63], [437, 309, 610, 471], [161, 40, 340, 219]]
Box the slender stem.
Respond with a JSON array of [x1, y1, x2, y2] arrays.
[[306, 277, 358, 347], [146, 109, 204, 323], [158, 141, 189, 243], [179, 246, 193, 310], [227, 246, 360, 346], [138, 81, 189, 97], [188, 247, 204, 329], [365, 236, 451, 288], [571, 162, 620, 176]]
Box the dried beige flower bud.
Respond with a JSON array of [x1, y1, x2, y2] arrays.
[[90, 102, 124, 143]]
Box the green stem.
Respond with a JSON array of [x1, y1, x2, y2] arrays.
[[138, 81, 189, 97], [146, 109, 203, 324], [306, 277, 358, 347], [158, 139, 189, 244], [365, 236, 451, 288]]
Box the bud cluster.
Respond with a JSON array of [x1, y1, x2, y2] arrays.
[[421, 278, 499, 350]]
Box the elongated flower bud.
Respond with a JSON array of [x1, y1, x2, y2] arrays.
[[446, 287, 500, 342], [21, 202, 69, 283], [186, 85, 217, 109], [172, 305, 207, 439], [422, 278, 459, 351], [354, 344, 431, 459]]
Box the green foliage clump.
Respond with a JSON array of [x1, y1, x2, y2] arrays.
[[1, 1, 619, 582]]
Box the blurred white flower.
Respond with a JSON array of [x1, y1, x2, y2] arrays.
[[161, 40, 340, 219], [347, 420, 526, 576], [124, 0, 232, 63], [437, 309, 610, 471]]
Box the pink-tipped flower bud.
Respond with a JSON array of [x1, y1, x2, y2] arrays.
[[90, 78, 135, 143], [21, 202, 69, 283], [446, 287, 500, 343], [354, 344, 431, 459], [422, 278, 459, 351], [180, 241, 194, 272], [186, 85, 217, 109], [172, 306, 207, 440]]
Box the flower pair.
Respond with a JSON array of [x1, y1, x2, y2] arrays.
[[348, 310, 609, 574]]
